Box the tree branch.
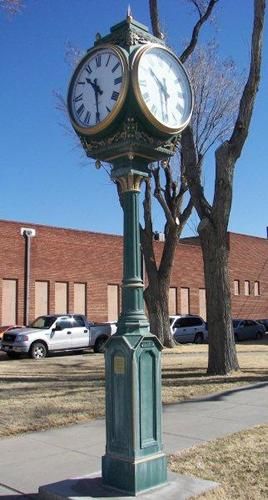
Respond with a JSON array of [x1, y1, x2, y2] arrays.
[[180, 0, 219, 63], [212, 0, 265, 224], [152, 167, 175, 226], [149, 0, 164, 39], [181, 125, 212, 220], [229, 0, 265, 162]]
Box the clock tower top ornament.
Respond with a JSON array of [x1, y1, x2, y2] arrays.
[[67, 11, 193, 164]]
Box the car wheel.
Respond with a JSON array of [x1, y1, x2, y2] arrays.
[[29, 342, 47, 360], [256, 331, 263, 340], [194, 333, 204, 344], [94, 336, 108, 353]]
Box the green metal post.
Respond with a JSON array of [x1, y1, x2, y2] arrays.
[[102, 159, 167, 495]]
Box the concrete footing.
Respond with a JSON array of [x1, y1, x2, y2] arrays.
[[38, 471, 219, 499]]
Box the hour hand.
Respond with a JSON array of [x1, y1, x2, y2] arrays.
[[149, 69, 170, 99], [86, 78, 103, 95]]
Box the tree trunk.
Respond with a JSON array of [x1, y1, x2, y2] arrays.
[[144, 278, 174, 347], [198, 218, 240, 375]]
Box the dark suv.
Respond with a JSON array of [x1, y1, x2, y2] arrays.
[[170, 315, 208, 344]]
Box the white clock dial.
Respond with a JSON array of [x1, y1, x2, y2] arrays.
[[68, 46, 128, 134], [133, 45, 193, 134]]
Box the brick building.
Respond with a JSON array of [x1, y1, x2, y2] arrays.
[[0, 219, 267, 325]]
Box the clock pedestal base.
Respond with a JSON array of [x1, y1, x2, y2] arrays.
[[102, 333, 167, 496]]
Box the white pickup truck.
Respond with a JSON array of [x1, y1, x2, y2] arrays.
[[1, 314, 117, 359]]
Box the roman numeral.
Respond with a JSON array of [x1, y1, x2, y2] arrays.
[[84, 111, 91, 124], [73, 93, 83, 102], [76, 104, 85, 117], [114, 76, 122, 85], [143, 92, 150, 103], [106, 105, 111, 113], [77, 81, 85, 85], [106, 55, 111, 66], [111, 91, 119, 101], [176, 102, 184, 114], [112, 62, 120, 73], [85, 65, 92, 74], [96, 55, 101, 67], [151, 104, 157, 115]]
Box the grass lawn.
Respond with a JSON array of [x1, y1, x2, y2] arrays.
[[169, 424, 268, 499], [0, 338, 267, 437], [0, 338, 267, 499]]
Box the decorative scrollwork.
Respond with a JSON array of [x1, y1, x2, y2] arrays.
[[96, 22, 164, 50]]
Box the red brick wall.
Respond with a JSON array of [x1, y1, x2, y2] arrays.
[[229, 233, 268, 319], [0, 220, 123, 324], [0, 219, 267, 324]]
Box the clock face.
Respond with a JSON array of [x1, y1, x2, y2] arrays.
[[68, 46, 128, 135], [133, 45, 193, 134]]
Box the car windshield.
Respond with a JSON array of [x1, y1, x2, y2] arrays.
[[30, 316, 57, 329]]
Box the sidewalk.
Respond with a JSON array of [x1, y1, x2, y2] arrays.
[[0, 381, 267, 499]]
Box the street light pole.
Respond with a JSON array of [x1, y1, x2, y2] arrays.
[[21, 227, 36, 326]]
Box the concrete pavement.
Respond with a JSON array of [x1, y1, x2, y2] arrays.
[[0, 381, 267, 499]]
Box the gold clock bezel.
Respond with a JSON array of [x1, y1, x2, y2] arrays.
[[131, 44, 193, 135], [67, 44, 129, 136]]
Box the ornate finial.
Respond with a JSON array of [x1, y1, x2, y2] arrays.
[[95, 32, 101, 42], [126, 5, 133, 23]]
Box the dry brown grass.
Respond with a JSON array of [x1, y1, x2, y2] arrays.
[[0, 338, 267, 437], [169, 425, 268, 499]]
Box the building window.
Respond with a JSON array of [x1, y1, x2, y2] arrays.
[[244, 280, 250, 296], [180, 287, 190, 314], [169, 287, 177, 315], [107, 284, 119, 321], [234, 280, 240, 296], [55, 282, 68, 314], [254, 281, 260, 296], [1, 279, 17, 325], [199, 288, 207, 321], [74, 283, 86, 315], [35, 281, 49, 317]]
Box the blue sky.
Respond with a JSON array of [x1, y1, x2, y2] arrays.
[[0, 0, 267, 238]]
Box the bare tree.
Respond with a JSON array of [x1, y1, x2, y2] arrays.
[[0, 0, 23, 15], [142, 0, 233, 346], [182, 0, 266, 374], [186, 43, 244, 157]]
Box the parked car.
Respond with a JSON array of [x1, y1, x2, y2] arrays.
[[256, 319, 268, 332], [0, 325, 24, 340], [232, 319, 265, 341], [170, 314, 208, 344], [0, 325, 24, 349], [1, 314, 117, 359]]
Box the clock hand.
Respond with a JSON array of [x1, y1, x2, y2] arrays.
[[149, 68, 170, 100], [162, 77, 170, 121], [162, 78, 170, 99], [86, 78, 103, 95], [85, 77, 103, 123], [149, 68, 164, 90]]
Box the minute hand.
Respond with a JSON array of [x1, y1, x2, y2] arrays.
[[149, 68, 170, 99]]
